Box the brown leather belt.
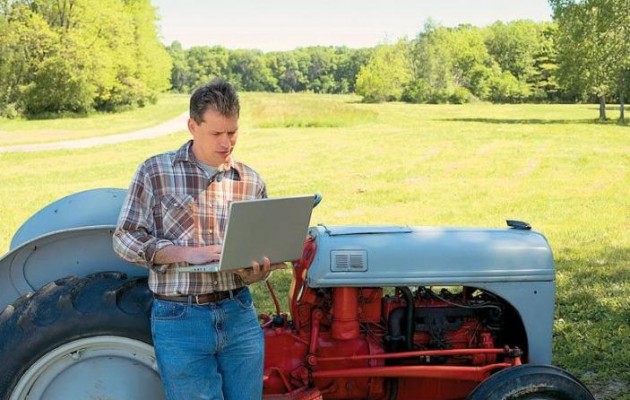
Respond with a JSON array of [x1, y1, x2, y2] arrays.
[[154, 287, 245, 305]]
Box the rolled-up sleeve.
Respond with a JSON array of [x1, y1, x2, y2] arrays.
[[113, 165, 172, 269]]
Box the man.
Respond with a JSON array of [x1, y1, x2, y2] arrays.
[[113, 79, 280, 400]]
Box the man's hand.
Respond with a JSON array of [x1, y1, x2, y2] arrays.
[[235, 257, 288, 285], [185, 245, 222, 265], [154, 244, 222, 267]]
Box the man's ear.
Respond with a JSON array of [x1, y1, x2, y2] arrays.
[[187, 118, 196, 136]]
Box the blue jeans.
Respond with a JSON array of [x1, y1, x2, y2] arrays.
[[151, 287, 264, 400]]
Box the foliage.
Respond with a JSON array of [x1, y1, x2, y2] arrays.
[[227, 49, 277, 92], [0, 0, 171, 117], [2, 1, 628, 117], [403, 21, 567, 104], [231, 22, 567, 106], [551, 0, 630, 121], [168, 44, 371, 96], [488, 71, 531, 103], [531, 23, 563, 101], [406, 22, 459, 103], [355, 40, 413, 102], [485, 20, 541, 82]]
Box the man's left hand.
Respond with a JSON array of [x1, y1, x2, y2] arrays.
[[235, 257, 288, 284]]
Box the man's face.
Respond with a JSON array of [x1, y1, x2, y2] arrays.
[[188, 108, 239, 167]]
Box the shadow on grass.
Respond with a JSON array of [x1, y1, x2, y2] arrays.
[[555, 245, 629, 317], [553, 248, 630, 400], [440, 118, 601, 125], [440, 117, 629, 126]]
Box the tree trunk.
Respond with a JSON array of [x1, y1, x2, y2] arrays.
[[620, 95, 625, 124], [599, 96, 607, 121]]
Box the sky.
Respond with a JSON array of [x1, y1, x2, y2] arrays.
[[150, 0, 553, 52]]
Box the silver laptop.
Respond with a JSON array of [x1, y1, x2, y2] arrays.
[[176, 194, 316, 273]]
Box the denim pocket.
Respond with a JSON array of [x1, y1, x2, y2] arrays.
[[234, 287, 254, 310], [152, 299, 187, 320]]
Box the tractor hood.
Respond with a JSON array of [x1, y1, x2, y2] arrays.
[[306, 224, 554, 288]]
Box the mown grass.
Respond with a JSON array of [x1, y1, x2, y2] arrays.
[[0, 93, 628, 399], [240, 92, 376, 128], [0, 93, 189, 146]]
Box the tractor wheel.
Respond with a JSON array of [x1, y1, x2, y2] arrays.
[[467, 364, 594, 400], [0, 272, 165, 400]]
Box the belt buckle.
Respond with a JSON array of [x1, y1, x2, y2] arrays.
[[193, 294, 205, 305]]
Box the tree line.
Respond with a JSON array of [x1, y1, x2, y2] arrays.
[[355, 0, 628, 123], [166, 22, 559, 104], [167, 43, 372, 96], [0, 0, 627, 121]]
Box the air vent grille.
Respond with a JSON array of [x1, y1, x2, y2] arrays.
[[330, 250, 368, 272]]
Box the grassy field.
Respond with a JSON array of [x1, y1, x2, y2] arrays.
[[0, 93, 189, 146], [0, 93, 628, 399]]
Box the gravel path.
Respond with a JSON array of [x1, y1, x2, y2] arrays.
[[0, 112, 189, 153]]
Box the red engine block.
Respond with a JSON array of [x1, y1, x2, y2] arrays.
[[261, 240, 520, 400]]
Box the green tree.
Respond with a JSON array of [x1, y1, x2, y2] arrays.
[[407, 22, 455, 103], [485, 21, 541, 83], [302, 46, 339, 93], [407, 23, 500, 103], [266, 51, 308, 93], [355, 40, 412, 102], [125, 0, 172, 103], [551, 0, 629, 121], [167, 41, 189, 92], [0, 0, 171, 117], [334, 47, 372, 93], [1, 4, 89, 115], [185, 46, 230, 90], [530, 23, 562, 102], [444, 25, 496, 100], [227, 49, 278, 92]]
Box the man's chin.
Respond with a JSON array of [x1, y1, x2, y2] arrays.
[[217, 154, 233, 169]]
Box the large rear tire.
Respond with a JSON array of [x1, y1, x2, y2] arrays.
[[0, 272, 165, 400], [467, 364, 595, 400]]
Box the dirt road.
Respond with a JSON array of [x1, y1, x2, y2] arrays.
[[0, 112, 188, 153]]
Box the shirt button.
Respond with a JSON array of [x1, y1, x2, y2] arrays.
[[213, 281, 218, 285]]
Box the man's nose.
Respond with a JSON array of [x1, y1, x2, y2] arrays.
[[218, 134, 230, 148]]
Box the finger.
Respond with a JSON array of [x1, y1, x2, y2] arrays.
[[250, 261, 261, 274], [262, 256, 271, 270]]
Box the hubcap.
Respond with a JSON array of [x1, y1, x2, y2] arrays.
[[10, 336, 165, 400]]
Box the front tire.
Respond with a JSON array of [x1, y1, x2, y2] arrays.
[[0, 272, 165, 400], [467, 364, 595, 400]]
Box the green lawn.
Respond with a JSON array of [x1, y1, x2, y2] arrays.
[[0, 93, 189, 146], [0, 93, 628, 399]]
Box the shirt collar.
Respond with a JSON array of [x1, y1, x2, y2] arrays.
[[173, 140, 243, 178]]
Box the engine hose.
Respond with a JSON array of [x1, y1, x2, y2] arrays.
[[388, 378, 398, 400], [398, 287, 414, 350]]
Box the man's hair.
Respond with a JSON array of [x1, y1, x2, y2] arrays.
[[190, 78, 240, 123]]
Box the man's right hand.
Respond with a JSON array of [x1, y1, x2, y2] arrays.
[[154, 244, 222, 266], [185, 245, 222, 264]]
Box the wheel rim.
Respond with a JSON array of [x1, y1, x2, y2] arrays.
[[10, 335, 165, 400], [508, 394, 564, 400]]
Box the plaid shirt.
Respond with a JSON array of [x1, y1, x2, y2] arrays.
[[113, 140, 267, 295]]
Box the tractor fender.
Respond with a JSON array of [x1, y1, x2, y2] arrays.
[[0, 188, 144, 311]]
